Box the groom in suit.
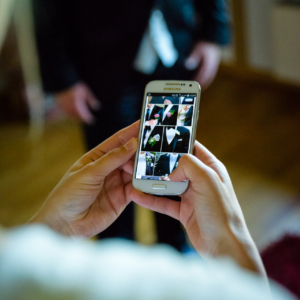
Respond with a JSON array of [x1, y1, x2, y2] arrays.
[[161, 126, 190, 153], [145, 104, 163, 125], [162, 105, 178, 126], [154, 153, 182, 177], [150, 96, 180, 105], [141, 126, 163, 152]]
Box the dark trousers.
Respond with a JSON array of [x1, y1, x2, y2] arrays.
[[82, 61, 194, 251]]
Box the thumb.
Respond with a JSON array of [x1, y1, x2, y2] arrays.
[[169, 154, 211, 184], [84, 138, 138, 179], [184, 47, 202, 70]]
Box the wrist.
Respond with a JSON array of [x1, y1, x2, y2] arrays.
[[210, 223, 266, 276], [28, 208, 73, 237]]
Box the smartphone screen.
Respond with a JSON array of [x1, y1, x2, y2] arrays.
[[135, 92, 196, 181]]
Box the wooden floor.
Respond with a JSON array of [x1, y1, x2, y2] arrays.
[[1, 67, 300, 250]]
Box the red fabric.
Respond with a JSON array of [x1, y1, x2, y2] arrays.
[[261, 234, 300, 299]]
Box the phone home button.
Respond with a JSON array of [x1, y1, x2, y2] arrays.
[[152, 184, 167, 190]]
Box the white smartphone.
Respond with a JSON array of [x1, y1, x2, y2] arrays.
[[132, 80, 201, 195]]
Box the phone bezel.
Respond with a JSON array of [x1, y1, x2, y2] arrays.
[[132, 80, 201, 195]]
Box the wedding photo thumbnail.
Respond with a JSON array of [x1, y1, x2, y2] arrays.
[[162, 104, 179, 126], [154, 153, 182, 177], [161, 126, 191, 153], [144, 104, 164, 126], [136, 151, 155, 177], [141, 125, 163, 152], [177, 105, 193, 126]]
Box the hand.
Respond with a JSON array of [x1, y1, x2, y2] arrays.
[[30, 121, 139, 238], [185, 41, 221, 90], [55, 82, 101, 124], [130, 141, 266, 276], [164, 99, 172, 105]]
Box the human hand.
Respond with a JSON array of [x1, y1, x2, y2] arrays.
[[55, 82, 101, 124], [130, 141, 266, 276], [30, 122, 139, 238], [185, 41, 221, 90], [164, 99, 172, 105]]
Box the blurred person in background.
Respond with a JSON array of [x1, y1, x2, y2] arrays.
[[0, 122, 293, 300], [32, 0, 231, 250]]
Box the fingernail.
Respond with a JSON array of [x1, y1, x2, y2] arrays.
[[124, 138, 137, 151], [185, 57, 198, 70]]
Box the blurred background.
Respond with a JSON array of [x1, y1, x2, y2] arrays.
[[0, 0, 300, 254]]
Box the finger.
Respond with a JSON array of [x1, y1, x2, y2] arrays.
[[92, 120, 140, 156], [193, 141, 228, 181], [194, 58, 212, 89], [122, 170, 133, 185], [193, 141, 219, 166], [57, 97, 79, 119], [122, 159, 134, 174], [184, 47, 202, 70], [168, 154, 214, 184], [84, 137, 138, 180], [130, 189, 181, 220], [75, 97, 95, 124], [195, 57, 219, 90], [86, 89, 101, 111]]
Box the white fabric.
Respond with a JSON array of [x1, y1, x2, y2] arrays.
[[178, 107, 189, 126], [137, 153, 146, 176], [0, 225, 294, 300], [143, 125, 155, 148], [163, 105, 173, 121], [133, 9, 178, 74], [166, 127, 177, 145], [133, 29, 159, 74], [170, 154, 178, 172]]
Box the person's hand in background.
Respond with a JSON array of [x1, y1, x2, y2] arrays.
[[130, 141, 267, 279], [55, 82, 101, 124], [29, 122, 139, 238], [185, 41, 221, 90]]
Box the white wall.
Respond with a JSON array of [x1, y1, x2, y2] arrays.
[[244, 0, 275, 71], [272, 5, 300, 83]]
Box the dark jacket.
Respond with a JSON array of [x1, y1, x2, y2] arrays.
[[145, 105, 164, 125], [161, 126, 190, 153], [154, 154, 182, 176], [141, 126, 163, 152], [162, 105, 179, 126], [33, 0, 231, 93]]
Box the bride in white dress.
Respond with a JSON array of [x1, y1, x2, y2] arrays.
[[177, 105, 191, 126]]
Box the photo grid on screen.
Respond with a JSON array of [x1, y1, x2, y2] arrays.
[[136, 93, 196, 181]]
